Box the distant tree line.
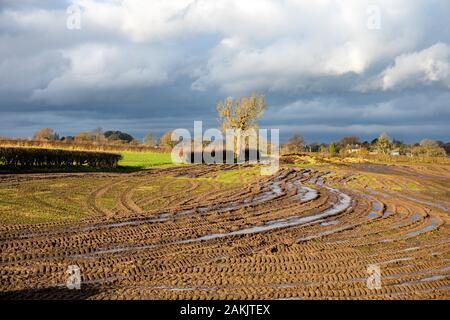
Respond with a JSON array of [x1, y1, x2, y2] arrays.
[[30, 127, 177, 149], [27, 127, 450, 158], [283, 133, 449, 157]]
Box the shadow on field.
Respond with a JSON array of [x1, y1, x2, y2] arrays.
[[0, 284, 102, 300]]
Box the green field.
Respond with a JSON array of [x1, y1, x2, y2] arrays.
[[118, 151, 173, 169], [0, 165, 261, 224], [193, 166, 262, 184]]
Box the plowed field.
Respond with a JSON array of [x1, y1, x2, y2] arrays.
[[0, 164, 449, 299]]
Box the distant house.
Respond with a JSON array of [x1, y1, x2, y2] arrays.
[[390, 150, 400, 156], [347, 144, 362, 154]]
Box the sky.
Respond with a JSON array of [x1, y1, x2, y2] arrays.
[[0, 0, 449, 143]]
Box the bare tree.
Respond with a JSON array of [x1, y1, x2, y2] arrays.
[[75, 131, 96, 142], [420, 139, 438, 147], [92, 127, 106, 144], [286, 134, 305, 153], [159, 130, 178, 148], [74, 128, 108, 143], [33, 128, 59, 141], [216, 92, 266, 155], [416, 139, 447, 157], [217, 93, 266, 132], [143, 131, 157, 147]]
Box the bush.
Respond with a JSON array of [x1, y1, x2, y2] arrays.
[[0, 147, 122, 169]]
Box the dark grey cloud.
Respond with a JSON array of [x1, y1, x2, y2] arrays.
[[0, 0, 449, 143]]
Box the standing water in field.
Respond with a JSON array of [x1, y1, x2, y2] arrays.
[[179, 183, 350, 243]]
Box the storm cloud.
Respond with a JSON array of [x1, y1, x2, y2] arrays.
[[0, 0, 449, 143]]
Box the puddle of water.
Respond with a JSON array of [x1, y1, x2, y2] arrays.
[[420, 275, 447, 282], [19, 177, 297, 241], [17, 173, 325, 242], [244, 181, 284, 205], [74, 172, 351, 257], [395, 213, 422, 228], [409, 213, 422, 222], [401, 196, 449, 212], [83, 180, 289, 235], [406, 218, 439, 237], [271, 183, 283, 195], [291, 186, 318, 202], [93, 243, 157, 255], [297, 225, 351, 242], [368, 211, 378, 219], [372, 202, 382, 211], [360, 195, 381, 220], [178, 209, 195, 216], [399, 274, 449, 286], [402, 246, 420, 252], [320, 220, 339, 226], [272, 283, 295, 289], [378, 265, 450, 282], [180, 186, 351, 244]]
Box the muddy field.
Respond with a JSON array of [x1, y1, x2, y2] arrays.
[[0, 163, 449, 300]]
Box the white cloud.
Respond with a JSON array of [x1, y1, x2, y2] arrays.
[[185, 0, 446, 93], [2, 0, 450, 99], [192, 39, 373, 94], [1, 0, 450, 143], [381, 43, 450, 90], [76, 0, 287, 42], [31, 44, 173, 104]]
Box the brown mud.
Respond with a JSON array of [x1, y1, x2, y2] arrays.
[[0, 164, 449, 300]]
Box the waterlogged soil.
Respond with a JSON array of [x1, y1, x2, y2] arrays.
[[0, 163, 449, 300]]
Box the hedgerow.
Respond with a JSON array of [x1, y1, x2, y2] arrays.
[[0, 147, 122, 169]]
